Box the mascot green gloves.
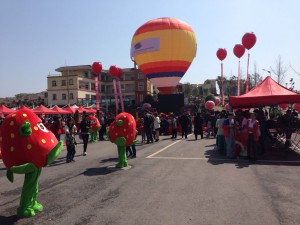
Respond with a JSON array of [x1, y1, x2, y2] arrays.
[[0, 109, 62, 217], [107, 112, 137, 168]]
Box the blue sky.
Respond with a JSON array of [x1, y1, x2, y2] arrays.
[[0, 0, 299, 97]]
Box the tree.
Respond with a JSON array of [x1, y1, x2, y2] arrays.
[[191, 87, 199, 97], [205, 93, 215, 102], [249, 62, 263, 90], [182, 82, 192, 97], [271, 56, 289, 85]]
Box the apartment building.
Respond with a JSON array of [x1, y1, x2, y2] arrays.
[[47, 65, 152, 107]]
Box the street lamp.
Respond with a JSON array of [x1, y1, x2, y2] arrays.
[[262, 69, 271, 78]]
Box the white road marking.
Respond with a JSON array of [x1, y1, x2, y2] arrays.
[[148, 156, 300, 163], [146, 140, 181, 158]]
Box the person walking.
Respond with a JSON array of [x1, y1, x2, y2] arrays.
[[216, 112, 226, 154], [153, 112, 161, 142], [194, 112, 203, 140], [144, 111, 154, 144], [79, 113, 90, 156], [65, 117, 77, 163], [223, 112, 235, 159], [179, 112, 190, 139], [246, 112, 260, 161], [171, 114, 178, 139]]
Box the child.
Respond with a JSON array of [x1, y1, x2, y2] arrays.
[[65, 117, 77, 163]]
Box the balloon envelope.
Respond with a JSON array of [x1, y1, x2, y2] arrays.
[[92, 62, 102, 74], [225, 104, 231, 111], [233, 44, 245, 58], [242, 32, 256, 50], [216, 48, 227, 61], [131, 17, 197, 94], [205, 101, 215, 110]]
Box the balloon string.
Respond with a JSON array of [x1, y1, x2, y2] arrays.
[[117, 80, 125, 112], [94, 75, 100, 110], [238, 60, 240, 96], [221, 62, 224, 106], [246, 52, 250, 93], [113, 79, 119, 113]]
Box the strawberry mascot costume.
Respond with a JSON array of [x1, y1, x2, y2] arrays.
[[0, 109, 63, 217], [107, 112, 137, 168], [88, 115, 101, 143]]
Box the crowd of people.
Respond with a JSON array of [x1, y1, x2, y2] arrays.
[[1, 106, 299, 164]]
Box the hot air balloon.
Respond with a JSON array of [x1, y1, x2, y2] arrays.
[[131, 17, 197, 94]]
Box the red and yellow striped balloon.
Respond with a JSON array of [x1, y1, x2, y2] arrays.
[[131, 17, 197, 94]]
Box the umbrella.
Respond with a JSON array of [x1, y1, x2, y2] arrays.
[[0, 104, 15, 115], [32, 105, 56, 114], [50, 105, 72, 114]]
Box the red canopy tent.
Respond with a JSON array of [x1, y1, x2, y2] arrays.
[[63, 105, 77, 114], [50, 105, 71, 114], [229, 76, 300, 108], [18, 105, 33, 111], [0, 105, 15, 115], [33, 105, 57, 114]]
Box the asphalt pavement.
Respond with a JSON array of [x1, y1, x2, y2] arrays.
[[1, 134, 300, 225]]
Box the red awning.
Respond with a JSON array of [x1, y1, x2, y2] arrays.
[[0, 105, 15, 115], [33, 105, 57, 114], [229, 76, 300, 108], [50, 105, 72, 114]]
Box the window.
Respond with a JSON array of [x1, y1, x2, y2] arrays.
[[138, 82, 144, 91], [69, 93, 74, 99], [85, 94, 90, 100], [61, 80, 66, 86], [44, 93, 48, 98], [69, 79, 73, 85], [52, 94, 57, 100], [52, 80, 57, 86], [101, 75, 105, 81], [101, 85, 105, 93], [91, 83, 95, 91], [138, 72, 144, 79], [83, 71, 89, 78], [85, 84, 89, 90], [62, 94, 66, 100]]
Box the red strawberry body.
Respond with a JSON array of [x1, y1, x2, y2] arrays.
[[89, 115, 101, 132], [108, 112, 136, 146], [0, 109, 59, 169]]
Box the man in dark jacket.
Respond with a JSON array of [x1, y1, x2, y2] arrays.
[[179, 112, 191, 139]]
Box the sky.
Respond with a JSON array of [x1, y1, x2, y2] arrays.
[[0, 0, 299, 97]]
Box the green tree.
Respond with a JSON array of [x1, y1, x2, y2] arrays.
[[182, 82, 192, 97], [191, 87, 199, 97], [205, 93, 215, 102]]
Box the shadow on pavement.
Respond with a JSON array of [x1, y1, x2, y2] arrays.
[[0, 215, 19, 225], [83, 167, 116, 176], [100, 157, 118, 163]]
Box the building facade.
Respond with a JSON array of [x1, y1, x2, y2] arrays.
[[47, 65, 152, 107]]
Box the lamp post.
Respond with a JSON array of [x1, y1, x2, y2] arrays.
[[262, 69, 271, 78]]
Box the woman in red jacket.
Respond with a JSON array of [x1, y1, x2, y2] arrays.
[[246, 113, 260, 161]]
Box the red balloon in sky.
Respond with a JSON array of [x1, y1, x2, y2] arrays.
[[109, 66, 119, 77], [233, 44, 245, 58], [92, 62, 102, 74], [242, 32, 256, 50], [205, 101, 215, 110], [216, 48, 227, 61]]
